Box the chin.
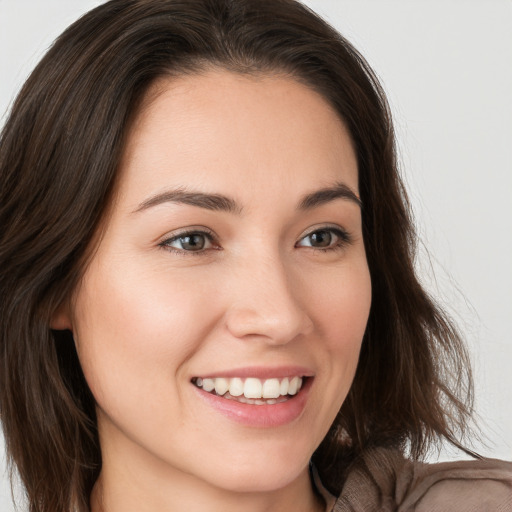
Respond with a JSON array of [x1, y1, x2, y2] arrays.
[[211, 465, 306, 494], [193, 441, 313, 494]]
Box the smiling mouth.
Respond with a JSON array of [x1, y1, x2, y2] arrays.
[[192, 376, 305, 405]]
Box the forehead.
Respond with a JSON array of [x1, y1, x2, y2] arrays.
[[117, 69, 358, 210]]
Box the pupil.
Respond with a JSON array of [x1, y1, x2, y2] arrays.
[[311, 230, 331, 247], [182, 234, 205, 251]]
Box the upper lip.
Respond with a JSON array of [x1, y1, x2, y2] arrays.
[[192, 365, 314, 380]]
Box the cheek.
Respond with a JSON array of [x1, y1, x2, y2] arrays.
[[69, 260, 218, 413], [313, 260, 371, 388], [313, 258, 371, 343]]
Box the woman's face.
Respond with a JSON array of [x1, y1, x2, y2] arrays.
[[60, 70, 371, 496]]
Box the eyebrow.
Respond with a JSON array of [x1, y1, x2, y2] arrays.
[[298, 182, 362, 210], [133, 188, 242, 214], [132, 182, 361, 214]]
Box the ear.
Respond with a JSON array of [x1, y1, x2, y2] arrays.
[[50, 302, 73, 331]]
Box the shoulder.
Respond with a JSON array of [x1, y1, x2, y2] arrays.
[[332, 447, 512, 511], [402, 455, 512, 511]]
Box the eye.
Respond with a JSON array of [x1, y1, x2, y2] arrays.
[[296, 227, 351, 251], [160, 230, 216, 253]]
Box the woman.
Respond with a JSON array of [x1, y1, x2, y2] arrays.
[[0, 1, 510, 511]]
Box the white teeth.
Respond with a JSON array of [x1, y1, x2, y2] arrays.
[[288, 376, 302, 395], [288, 377, 300, 395], [262, 378, 280, 399], [229, 377, 244, 397], [279, 377, 289, 396], [202, 378, 215, 392], [194, 376, 305, 400], [214, 377, 229, 396], [244, 378, 262, 399]]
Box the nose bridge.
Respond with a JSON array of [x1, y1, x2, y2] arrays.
[[225, 246, 313, 343]]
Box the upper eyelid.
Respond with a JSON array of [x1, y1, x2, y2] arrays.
[[160, 226, 216, 242], [158, 224, 351, 252], [161, 224, 346, 239], [157, 229, 217, 256], [297, 228, 350, 244], [298, 224, 350, 239]]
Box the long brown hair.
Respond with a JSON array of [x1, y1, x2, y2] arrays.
[[0, 1, 474, 510]]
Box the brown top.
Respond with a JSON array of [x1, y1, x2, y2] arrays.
[[313, 447, 512, 511]]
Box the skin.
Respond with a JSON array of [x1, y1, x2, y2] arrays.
[[53, 70, 372, 512]]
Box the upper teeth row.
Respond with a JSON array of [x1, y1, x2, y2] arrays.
[[194, 376, 303, 399]]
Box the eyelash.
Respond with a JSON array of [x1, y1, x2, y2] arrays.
[[159, 226, 352, 256], [159, 228, 218, 256], [296, 226, 352, 253]]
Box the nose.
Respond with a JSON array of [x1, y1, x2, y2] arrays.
[[224, 253, 314, 345]]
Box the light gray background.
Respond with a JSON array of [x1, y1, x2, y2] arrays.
[[1, 1, 511, 509]]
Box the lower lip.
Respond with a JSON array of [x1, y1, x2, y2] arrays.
[[193, 378, 313, 428]]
